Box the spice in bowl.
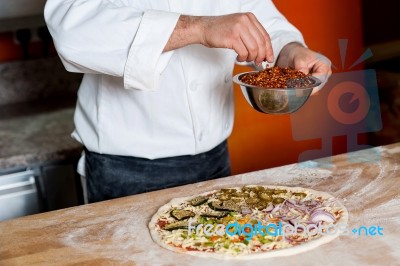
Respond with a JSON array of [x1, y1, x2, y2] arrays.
[[239, 66, 312, 88]]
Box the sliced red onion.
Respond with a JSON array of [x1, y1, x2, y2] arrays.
[[263, 203, 274, 212], [241, 207, 252, 215], [307, 204, 324, 213], [294, 205, 308, 211], [289, 218, 301, 226], [309, 206, 331, 215], [281, 214, 300, 221], [271, 205, 280, 215], [311, 210, 336, 223], [303, 199, 321, 207], [288, 207, 301, 215], [284, 199, 310, 214], [285, 202, 295, 209], [280, 206, 289, 215], [286, 199, 298, 205]]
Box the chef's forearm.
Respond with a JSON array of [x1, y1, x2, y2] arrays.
[[163, 15, 202, 52], [164, 14, 274, 65]]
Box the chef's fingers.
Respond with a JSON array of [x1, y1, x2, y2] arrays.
[[234, 40, 249, 62], [239, 30, 259, 63], [246, 13, 274, 63], [294, 59, 310, 75], [312, 64, 331, 83], [245, 13, 268, 65], [237, 14, 271, 64], [247, 24, 268, 66], [311, 60, 332, 95]]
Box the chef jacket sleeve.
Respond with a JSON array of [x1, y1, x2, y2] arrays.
[[241, 0, 306, 67], [44, 0, 180, 90]]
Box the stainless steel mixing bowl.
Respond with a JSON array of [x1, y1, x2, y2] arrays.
[[233, 71, 322, 114]]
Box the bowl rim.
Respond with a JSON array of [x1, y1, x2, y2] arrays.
[[232, 71, 322, 90]]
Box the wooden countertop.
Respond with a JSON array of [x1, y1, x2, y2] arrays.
[[1, 144, 399, 265]]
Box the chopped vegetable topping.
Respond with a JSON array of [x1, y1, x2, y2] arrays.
[[189, 196, 208, 206], [171, 209, 195, 221]]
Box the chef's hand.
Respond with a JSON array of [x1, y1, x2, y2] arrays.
[[164, 14, 274, 66], [199, 13, 274, 65], [276, 42, 332, 95]]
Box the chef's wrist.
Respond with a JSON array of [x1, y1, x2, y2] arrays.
[[164, 15, 203, 51], [179, 15, 204, 45]]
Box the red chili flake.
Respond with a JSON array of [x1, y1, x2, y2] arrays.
[[240, 66, 311, 88]]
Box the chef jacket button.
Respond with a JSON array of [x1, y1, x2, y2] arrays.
[[198, 132, 203, 141], [224, 74, 231, 84], [225, 122, 229, 129]]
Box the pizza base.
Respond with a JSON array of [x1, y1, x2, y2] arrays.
[[149, 185, 348, 259]]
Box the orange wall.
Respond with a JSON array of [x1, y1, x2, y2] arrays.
[[228, 0, 364, 174]]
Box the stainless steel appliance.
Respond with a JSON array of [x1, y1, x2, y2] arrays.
[[0, 169, 41, 221], [0, 161, 83, 222]]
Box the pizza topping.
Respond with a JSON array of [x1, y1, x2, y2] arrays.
[[292, 192, 307, 198], [151, 185, 347, 257], [310, 209, 336, 223], [209, 200, 240, 212], [209, 200, 224, 211], [263, 203, 274, 212], [254, 201, 269, 211], [220, 188, 236, 193], [232, 191, 249, 198], [303, 199, 322, 207], [241, 186, 253, 193], [240, 207, 252, 215], [189, 196, 208, 206], [245, 197, 260, 205], [156, 219, 167, 229], [170, 209, 195, 221], [201, 211, 228, 218], [272, 197, 285, 204], [217, 194, 231, 201], [164, 221, 190, 231], [223, 200, 241, 212], [258, 192, 273, 202], [263, 189, 275, 194], [274, 189, 288, 194]]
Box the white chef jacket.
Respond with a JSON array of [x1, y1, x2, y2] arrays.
[[44, 0, 305, 163]]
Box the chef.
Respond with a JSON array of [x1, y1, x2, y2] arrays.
[[44, 0, 331, 203]]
